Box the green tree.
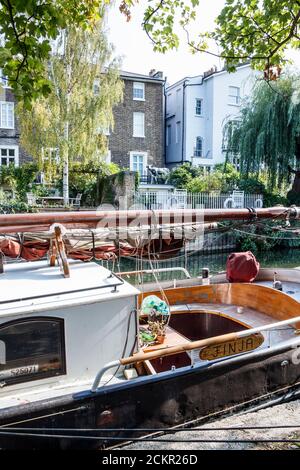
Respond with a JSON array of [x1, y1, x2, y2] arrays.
[[0, 0, 106, 103], [2, 0, 300, 102], [211, 0, 300, 72], [223, 74, 300, 200], [142, 0, 300, 74], [17, 22, 123, 204]]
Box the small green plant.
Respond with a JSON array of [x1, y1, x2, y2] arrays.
[[0, 163, 39, 201], [0, 190, 34, 213]]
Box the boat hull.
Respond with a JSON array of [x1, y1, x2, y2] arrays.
[[0, 343, 299, 449]]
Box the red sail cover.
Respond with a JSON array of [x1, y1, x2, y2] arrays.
[[0, 235, 184, 261], [226, 251, 260, 283]]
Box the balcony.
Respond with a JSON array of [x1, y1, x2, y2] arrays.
[[137, 170, 174, 192]]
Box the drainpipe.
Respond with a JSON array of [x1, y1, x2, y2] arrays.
[[163, 77, 167, 167], [182, 77, 204, 165], [181, 80, 187, 164]]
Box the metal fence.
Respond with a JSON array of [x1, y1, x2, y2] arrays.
[[133, 190, 264, 210]]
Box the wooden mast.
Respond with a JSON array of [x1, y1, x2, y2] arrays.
[[0, 206, 298, 234]]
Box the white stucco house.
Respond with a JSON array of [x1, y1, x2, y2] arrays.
[[165, 64, 260, 172]]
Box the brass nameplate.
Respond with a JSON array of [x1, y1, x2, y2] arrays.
[[199, 334, 264, 361]]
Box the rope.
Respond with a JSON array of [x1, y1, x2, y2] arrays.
[[3, 424, 300, 432], [0, 429, 298, 444]]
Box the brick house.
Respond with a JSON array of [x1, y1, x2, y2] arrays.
[[0, 70, 30, 168], [107, 70, 165, 176], [0, 69, 165, 176]]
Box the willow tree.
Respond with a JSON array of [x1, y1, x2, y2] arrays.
[[224, 74, 300, 201], [17, 22, 123, 204]]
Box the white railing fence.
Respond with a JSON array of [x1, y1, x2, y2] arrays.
[[133, 190, 263, 210]]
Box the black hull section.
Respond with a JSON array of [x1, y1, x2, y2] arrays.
[[0, 346, 299, 449]]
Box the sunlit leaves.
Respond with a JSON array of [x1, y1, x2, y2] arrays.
[[212, 0, 300, 70], [17, 23, 123, 174], [0, 0, 103, 101], [224, 75, 300, 188], [142, 0, 200, 52]]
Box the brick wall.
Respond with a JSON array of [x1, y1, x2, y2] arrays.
[[109, 78, 164, 169], [0, 73, 165, 170], [0, 87, 32, 165]]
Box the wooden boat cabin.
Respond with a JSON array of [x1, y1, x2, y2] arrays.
[[0, 261, 139, 403]]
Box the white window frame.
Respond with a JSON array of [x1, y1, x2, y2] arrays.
[[104, 150, 111, 164], [175, 121, 180, 144], [0, 145, 19, 167], [133, 82, 145, 101], [93, 79, 100, 96], [129, 151, 148, 174], [0, 101, 14, 129], [133, 112, 145, 138], [0, 69, 9, 88], [228, 86, 241, 106], [42, 147, 60, 164], [195, 98, 203, 116], [194, 136, 203, 157], [97, 124, 110, 136]]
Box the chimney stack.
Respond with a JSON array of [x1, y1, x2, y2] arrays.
[[149, 69, 163, 79]]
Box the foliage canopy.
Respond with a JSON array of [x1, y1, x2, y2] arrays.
[[3, 0, 300, 101], [17, 23, 123, 186], [223, 74, 300, 188], [0, 0, 105, 102]]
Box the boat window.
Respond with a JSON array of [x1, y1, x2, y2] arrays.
[[0, 317, 66, 386]]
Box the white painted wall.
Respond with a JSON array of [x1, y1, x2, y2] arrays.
[[209, 65, 259, 165], [166, 65, 260, 169], [166, 79, 185, 164], [0, 261, 139, 397]]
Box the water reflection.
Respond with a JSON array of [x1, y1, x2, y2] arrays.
[[113, 249, 300, 283]]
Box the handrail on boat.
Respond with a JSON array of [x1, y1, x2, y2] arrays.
[[117, 267, 191, 279], [90, 314, 300, 392]]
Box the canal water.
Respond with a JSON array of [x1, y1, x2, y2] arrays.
[[113, 248, 300, 283]]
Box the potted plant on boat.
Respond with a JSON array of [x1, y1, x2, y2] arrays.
[[148, 320, 166, 344]]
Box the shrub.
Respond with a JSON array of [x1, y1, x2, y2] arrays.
[[0, 191, 33, 213], [0, 163, 39, 201], [69, 161, 120, 206]]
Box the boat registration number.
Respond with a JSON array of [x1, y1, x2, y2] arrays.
[[0, 365, 39, 380], [199, 334, 264, 361]]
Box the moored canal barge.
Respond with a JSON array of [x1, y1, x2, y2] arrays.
[[0, 207, 299, 448]]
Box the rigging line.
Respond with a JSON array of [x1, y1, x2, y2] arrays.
[[5, 424, 300, 433], [3, 381, 300, 434], [0, 430, 299, 443], [119, 220, 244, 263], [166, 217, 286, 258], [100, 307, 136, 388], [0, 405, 88, 429], [147, 238, 171, 318], [233, 228, 300, 241]]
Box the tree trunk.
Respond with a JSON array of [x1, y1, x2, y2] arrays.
[[63, 57, 71, 206], [63, 120, 69, 206], [287, 136, 300, 204]]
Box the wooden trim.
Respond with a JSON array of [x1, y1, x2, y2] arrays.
[[121, 331, 239, 366], [138, 283, 300, 325]]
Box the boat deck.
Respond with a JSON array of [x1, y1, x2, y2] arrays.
[[140, 302, 296, 362], [256, 281, 300, 302]]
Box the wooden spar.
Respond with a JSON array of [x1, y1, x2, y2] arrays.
[[0, 206, 298, 233], [120, 332, 239, 366], [119, 313, 300, 367]]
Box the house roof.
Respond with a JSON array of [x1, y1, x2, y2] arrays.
[[166, 63, 252, 91], [120, 70, 165, 83]]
